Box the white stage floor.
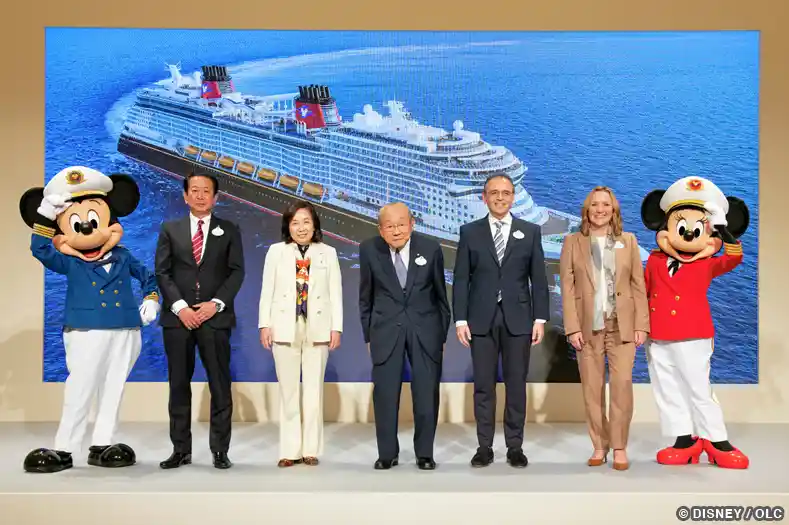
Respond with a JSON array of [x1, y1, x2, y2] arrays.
[[2, 422, 788, 524]]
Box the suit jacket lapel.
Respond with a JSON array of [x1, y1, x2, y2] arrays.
[[403, 237, 419, 299], [198, 217, 217, 267], [500, 220, 520, 267], [614, 234, 627, 288], [377, 239, 401, 294], [579, 234, 595, 289], [480, 218, 499, 265], [179, 216, 197, 267]]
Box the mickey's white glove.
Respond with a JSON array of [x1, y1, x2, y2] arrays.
[[704, 201, 727, 227], [37, 193, 73, 221], [139, 299, 161, 326]]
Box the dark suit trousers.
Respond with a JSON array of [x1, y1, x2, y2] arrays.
[[163, 323, 233, 454], [471, 303, 532, 450], [372, 328, 442, 460]]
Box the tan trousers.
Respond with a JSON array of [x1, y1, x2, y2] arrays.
[[272, 318, 329, 460], [576, 316, 636, 451]]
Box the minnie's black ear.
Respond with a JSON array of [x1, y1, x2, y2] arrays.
[[641, 190, 666, 231], [106, 174, 140, 217], [19, 188, 50, 229], [725, 196, 750, 239]]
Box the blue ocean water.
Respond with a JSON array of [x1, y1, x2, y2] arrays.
[[42, 28, 759, 384]]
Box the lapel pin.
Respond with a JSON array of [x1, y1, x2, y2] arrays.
[[415, 255, 427, 266], [212, 226, 224, 236], [512, 230, 525, 239]]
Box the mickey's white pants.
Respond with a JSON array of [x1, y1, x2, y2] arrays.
[[646, 338, 728, 442], [54, 329, 142, 453]]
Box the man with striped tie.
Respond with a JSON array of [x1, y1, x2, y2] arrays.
[[453, 172, 550, 468], [154, 171, 245, 470]]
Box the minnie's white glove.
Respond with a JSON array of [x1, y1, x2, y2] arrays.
[[139, 299, 161, 326], [37, 194, 73, 221], [704, 201, 727, 227]]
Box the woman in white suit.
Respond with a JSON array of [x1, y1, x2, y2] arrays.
[[258, 200, 343, 467]]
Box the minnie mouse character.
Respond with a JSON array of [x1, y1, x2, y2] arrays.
[[641, 176, 750, 469], [19, 166, 161, 473]]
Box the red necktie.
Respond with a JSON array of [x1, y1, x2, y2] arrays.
[[192, 219, 204, 264]]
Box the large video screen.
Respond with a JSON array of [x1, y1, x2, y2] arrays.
[[42, 28, 759, 384]]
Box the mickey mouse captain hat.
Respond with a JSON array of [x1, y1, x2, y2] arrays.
[[43, 166, 113, 199], [659, 176, 729, 214]]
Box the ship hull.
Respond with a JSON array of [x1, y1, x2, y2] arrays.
[[117, 134, 562, 293]]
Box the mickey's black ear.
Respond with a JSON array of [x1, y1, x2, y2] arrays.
[[106, 174, 140, 217], [725, 196, 750, 239], [19, 188, 48, 229], [641, 190, 666, 231]]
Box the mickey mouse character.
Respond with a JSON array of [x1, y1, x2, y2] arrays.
[[641, 176, 750, 470], [19, 166, 161, 473]]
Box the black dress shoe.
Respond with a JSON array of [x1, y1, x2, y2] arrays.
[[88, 444, 136, 468], [416, 457, 436, 470], [213, 452, 232, 469], [374, 457, 398, 470], [506, 448, 528, 468], [23, 448, 72, 474], [470, 447, 494, 467], [159, 451, 192, 469]]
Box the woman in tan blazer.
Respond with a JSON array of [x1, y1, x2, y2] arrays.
[[258, 200, 343, 468], [559, 186, 649, 470]]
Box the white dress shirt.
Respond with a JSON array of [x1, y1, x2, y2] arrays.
[[171, 212, 225, 315], [456, 212, 546, 327], [390, 238, 411, 270]]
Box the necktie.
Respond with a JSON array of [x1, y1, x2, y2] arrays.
[[394, 249, 407, 290], [494, 221, 505, 264], [494, 221, 505, 301], [668, 258, 680, 277], [192, 219, 204, 264]]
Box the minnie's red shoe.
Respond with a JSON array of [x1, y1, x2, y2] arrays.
[[656, 437, 703, 465], [702, 440, 749, 469]]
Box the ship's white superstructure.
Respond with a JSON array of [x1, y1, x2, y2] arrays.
[[121, 63, 583, 261]]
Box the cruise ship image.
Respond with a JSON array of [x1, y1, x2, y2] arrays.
[[117, 63, 586, 293]]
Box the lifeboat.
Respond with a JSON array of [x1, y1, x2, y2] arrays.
[[218, 156, 235, 168], [279, 174, 299, 190], [200, 150, 217, 162], [237, 162, 255, 175], [303, 182, 325, 198], [184, 145, 198, 156], [257, 168, 277, 182]]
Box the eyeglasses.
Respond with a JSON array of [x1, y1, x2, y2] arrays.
[[381, 223, 409, 233]]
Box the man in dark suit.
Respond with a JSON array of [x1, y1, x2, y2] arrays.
[[155, 171, 245, 470], [453, 172, 550, 468], [359, 202, 450, 470]]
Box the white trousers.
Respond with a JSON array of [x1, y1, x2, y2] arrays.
[[54, 329, 142, 453], [272, 318, 329, 460], [646, 338, 728, 442]]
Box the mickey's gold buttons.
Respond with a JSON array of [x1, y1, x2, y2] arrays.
[[101, 302, 106, 307], [116, 302, 121, 307], [92, 282, 96, 286], [675, 295, 680, 301], [671, 310, 676, 316], [114, 290, 119, 294], [100, 289, 104, 294]]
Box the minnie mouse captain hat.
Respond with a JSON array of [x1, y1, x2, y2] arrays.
[[43, 166, 113, 200], [658, 176, 729, 214]]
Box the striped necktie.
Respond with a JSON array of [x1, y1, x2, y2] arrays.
[[192, 219, 204, 264], [494, 220, 504, 302], [494, 220, 505, 264]]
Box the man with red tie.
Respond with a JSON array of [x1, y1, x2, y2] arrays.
[[155, 172, 245, 470], [640, 176, 750, 470]]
